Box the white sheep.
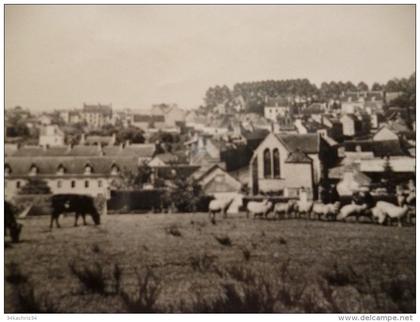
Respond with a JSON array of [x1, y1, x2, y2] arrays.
[[274, 200, 296, 220], [337, 203, 368, 221], [371, 206, 387, 225], [246, 200, 273, 219], [312, 202, 341, 221], [295, 200, 313, 219], [376, 201, 410, 227], [208, 198, 235, 223]]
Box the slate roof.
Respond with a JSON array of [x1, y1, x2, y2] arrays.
[[102, 145, 124, 156], [285, 150, 312, 164], [5, 156, 139, 176], [243, 129, 269, 141], [275, 134, 320, 154], [12, 146, 45, 157], [342, 139, 406, 157], [67, 145, 101, 157], [303, 103, 325, 115], [122, 144, 156, 158], [302, 120, 329, 132], [9, 144, 155, 158], [265, 96, 289, 107], [133, 114, 165, 123], [42, 146, 70, 156]]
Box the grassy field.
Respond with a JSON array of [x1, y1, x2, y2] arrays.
[[5, 213, 416, 313]]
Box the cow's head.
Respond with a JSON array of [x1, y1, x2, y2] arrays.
[[92, 209, 101, 225]]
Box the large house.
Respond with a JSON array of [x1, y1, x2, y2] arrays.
[[264, 97, 290, 122], [4, 156, 139, 200], [82, 103, 113, 129], [341, 91, 384, 115], [150, 104, 186, 127], [249, 133, 332, 198], [131, 114, 165, 130], [39, 125, 65, 147]]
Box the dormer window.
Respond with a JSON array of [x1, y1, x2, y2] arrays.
[[110, 163, 119, 176], [5, 164, 11, 177], [29, 164, 38, 176], [57, 164, 65, 175], [84, 163, 93, 175]]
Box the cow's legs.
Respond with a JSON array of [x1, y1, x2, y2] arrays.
[[55, 215, 61, 228], [223, 210, 227, 219], [74, 213, 79, 226], [210, 211, 216, 224], [50, 215, 56, 229], [82, 213, 87, 225]]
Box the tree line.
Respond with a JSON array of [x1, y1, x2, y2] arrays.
[[202, 73, 416, 113]]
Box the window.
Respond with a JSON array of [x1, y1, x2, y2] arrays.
[[98, 180, 102, 188], [71, 181, 76, 188], [85, 180, 89, 188], [16, 181, 21, 189], [263, 148, 272, 178], [57, 180, 62, 188], [273, 148, 280, 178]]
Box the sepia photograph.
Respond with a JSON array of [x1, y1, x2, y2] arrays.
[[4, 3, 416, 315]]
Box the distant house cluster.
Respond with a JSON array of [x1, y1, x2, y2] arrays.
[[5, 88, 415, 209]]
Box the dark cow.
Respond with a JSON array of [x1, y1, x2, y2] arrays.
[[5, 201, 23, 243], [50, 194, 101, 229]]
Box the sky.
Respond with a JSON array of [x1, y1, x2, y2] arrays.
[[5, 5, 415, 111]]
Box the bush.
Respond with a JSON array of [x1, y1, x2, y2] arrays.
[[119, 267, 162, 313], [69, 261, 107, 295], [11, 194, 53, 216], [15, 283, 57, 313], [19, 178, 51, 195]]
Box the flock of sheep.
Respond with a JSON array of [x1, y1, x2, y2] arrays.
[[209, 191, 416, 227]]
